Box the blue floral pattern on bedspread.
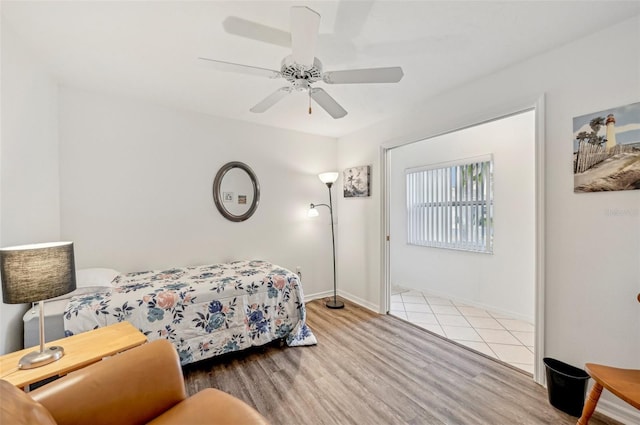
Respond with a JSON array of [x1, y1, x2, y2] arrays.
[[64, 260, 317, 365]]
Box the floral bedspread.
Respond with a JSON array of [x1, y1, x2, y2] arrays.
[[64, 260, 317, 365]]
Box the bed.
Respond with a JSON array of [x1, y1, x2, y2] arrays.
[[26, 260, 316, 365]]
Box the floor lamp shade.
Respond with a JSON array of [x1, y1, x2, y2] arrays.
[[1, 241, 77, 304], [318, 172, 339, 185], [0, 241, 76, 370]]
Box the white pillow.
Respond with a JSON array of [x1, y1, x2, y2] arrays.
[[45, 286, 111, 302], [43, 268, 119, 302], [76, 268, 120, 288]]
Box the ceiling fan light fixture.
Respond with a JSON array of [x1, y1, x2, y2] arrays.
[[293, 79, 310, 91]]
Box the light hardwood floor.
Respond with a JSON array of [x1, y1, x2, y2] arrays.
[[183, 298, 621, 425]]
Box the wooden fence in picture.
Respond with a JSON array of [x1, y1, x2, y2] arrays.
[[574, 142, 637, 174]]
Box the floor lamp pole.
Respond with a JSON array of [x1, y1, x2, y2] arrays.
[[325, 182, 344, 309]]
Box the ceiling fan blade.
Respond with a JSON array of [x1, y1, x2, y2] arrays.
[[323, 67, 404, 84], [333, 0, 374, 40], [290, 6, 320, 68], [250, 87, 292, 113], [198, 57, 281, 79], [310, 88, 347, 119], [223, 16, 291, 48]]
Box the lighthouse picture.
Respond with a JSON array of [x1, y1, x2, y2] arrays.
[[573, 102, 640, 192]]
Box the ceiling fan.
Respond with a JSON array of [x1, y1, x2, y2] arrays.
[[198, 6, 404, 119]]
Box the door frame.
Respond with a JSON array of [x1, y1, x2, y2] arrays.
[[380, 95, 546, 384]]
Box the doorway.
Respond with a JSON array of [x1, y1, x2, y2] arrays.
[[383, 107, 543, 380]]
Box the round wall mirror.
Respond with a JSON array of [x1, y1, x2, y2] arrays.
[[212, 161, 260, 222]]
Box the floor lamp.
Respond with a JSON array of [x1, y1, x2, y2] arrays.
[[308, 172, 344, 309], [0, 242, 77, 369]]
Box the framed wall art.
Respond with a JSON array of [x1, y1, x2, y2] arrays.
[[343, 165, 371, 198], [573, 102, 640, 193]]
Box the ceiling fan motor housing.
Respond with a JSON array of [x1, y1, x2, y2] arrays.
[[281, 55, 322, 88]]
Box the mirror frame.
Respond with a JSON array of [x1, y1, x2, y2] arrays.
[[212, 161, 260, 222]]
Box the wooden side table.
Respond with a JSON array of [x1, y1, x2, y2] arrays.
[[0, 321, 147, 389]]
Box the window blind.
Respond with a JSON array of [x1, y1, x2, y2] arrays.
[[406, 156, 493, 253]]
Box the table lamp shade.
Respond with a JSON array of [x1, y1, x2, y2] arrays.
[[1, 242, 76, 304]]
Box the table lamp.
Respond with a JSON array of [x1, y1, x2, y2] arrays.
[[0, 241, 76, 369]]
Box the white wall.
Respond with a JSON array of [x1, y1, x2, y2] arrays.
[[337, 16, 639, 422], [389, 111, 535, 321], [58, 87, 337, 298], [0, 23, 61, 353]]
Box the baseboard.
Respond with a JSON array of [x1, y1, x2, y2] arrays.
[[303, 290, 333, 303], [337, 290, 380, 313], [304, 290, 381, 314], [597, 398, 640, 424], [397, 285, 534, 323]]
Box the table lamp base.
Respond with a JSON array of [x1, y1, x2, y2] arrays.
[[19, 346, 65, 370]]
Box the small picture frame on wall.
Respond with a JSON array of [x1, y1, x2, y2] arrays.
[[238, 195, 247, 205], [343, 165, 371, 198], [223, 192, 234, 202]]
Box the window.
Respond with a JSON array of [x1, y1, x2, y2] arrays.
[[406, 155, 493, 253]]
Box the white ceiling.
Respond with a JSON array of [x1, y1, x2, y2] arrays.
[[3, 1, 639, 138]]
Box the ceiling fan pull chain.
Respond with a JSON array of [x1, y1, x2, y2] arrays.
[[308, 90, 312, 114]]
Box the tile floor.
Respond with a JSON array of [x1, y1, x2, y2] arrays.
[[390, 287, 534, 374]]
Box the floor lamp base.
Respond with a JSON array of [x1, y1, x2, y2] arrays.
[[325, 298, 344, 309]]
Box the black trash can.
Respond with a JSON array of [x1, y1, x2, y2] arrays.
[[543, 357, 591, 417]]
